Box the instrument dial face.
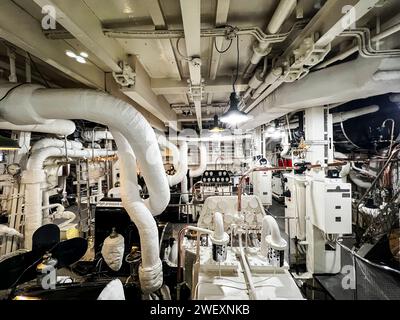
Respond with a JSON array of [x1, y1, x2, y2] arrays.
[[7, 163, 21, 176]]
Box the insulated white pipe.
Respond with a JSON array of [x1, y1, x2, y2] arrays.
[[158, 135, 180, 169], [332, 105, 380, 124], [246, 0, 296, 71], [0, 225, 23, 238], [189, 142, 208, 178], [315, 22, 400, 71], [349, 171, 372, 189], [54, 210, 76, 229], [111, 130, 163, 293], [42, 203, 64, 213], [0, 119, 76, 136], [280, 132, 290, 157], [267, 0, 297, 34], [334, 152, 351, 179], [181, 176, 189, 204], [213, 212, 225, 241], [0, 85, 170, 216], [27, 147, 113, 170], [260, 215, 286, 256], [31, 138, 83, 152], [7, 48, 17, 83], [23, 147, 115, 249], [252, 67, 283, 99], [167, 141, 188, 187], [81, 130, 114, 142]]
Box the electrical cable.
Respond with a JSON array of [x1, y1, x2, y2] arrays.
[[0, 83, 26, 102], [214, 38, 233, 54], [27, 52, 50, 88], [176, 37, 193, 62], [233, 35, 240, 93]]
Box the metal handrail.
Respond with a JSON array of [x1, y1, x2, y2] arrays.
[[336, 238, 400, 276]]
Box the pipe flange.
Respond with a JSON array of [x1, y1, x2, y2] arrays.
[[209, 232, 230, 246], [266, 235, 287, 250]]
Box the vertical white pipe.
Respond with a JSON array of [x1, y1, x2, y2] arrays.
[[111, 130, 163, 293]]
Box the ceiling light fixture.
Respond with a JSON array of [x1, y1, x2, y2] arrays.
[[65, 50, 76, 58], [220, 93, 253, 125], [66, 50, 88, 63], [79, 52, 89, 58], [209, 114, 225, 133], [75, 56, 87, 64]]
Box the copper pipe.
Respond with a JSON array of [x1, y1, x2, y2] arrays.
[[177, 225, 212, 284], [191, 180, 203, 199], [177, 226, 190, 283], [237, 162, 346, 212]]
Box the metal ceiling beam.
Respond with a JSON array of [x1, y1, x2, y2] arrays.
[[105, 73, 166, 132], [33, 0, 124, 72], [178, 115, 214, 122], [144, 0, 181, 80], [122, 56, 180, 131], [0, 0, 105, 89], [144, 0, 190, 106], [151, 77, 248, 95], [32, 0, 182, 130], [179, 0, 202, 130], [209, 0, 230, 81]]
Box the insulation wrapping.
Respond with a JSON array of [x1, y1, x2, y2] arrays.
[[101, 233, 125, 271]]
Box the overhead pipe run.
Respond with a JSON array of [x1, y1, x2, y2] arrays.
[[315, 22, 400, 70], [251, 67, 283, 100], [243, 0, 382, 115], [0, 84, 170, 293], [31, 138, 83, 152], [244, 0, 296, 78], [81, 130, 114, 142], [0, 84, 170, 217], [331, 105, 380, 124], [0, 119, 76, 136]]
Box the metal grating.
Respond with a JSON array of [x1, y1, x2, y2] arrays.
[[354, 256, 400, 300]]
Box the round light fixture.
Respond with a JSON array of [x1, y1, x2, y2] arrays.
[[220, 93, 252, 125], [209, 114, 224, 133], [65, 50, 77, 58], [79, 52, 89, 58], [75, 56, 87, 64]]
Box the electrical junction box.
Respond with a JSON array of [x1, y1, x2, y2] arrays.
[[251, 170, 272, 206], [308, 179, 352, 234]]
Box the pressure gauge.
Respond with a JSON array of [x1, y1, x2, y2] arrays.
[[7, 163, 21, 176]]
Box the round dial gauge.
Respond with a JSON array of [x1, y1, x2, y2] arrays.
[[7, 163, 21, 176]]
